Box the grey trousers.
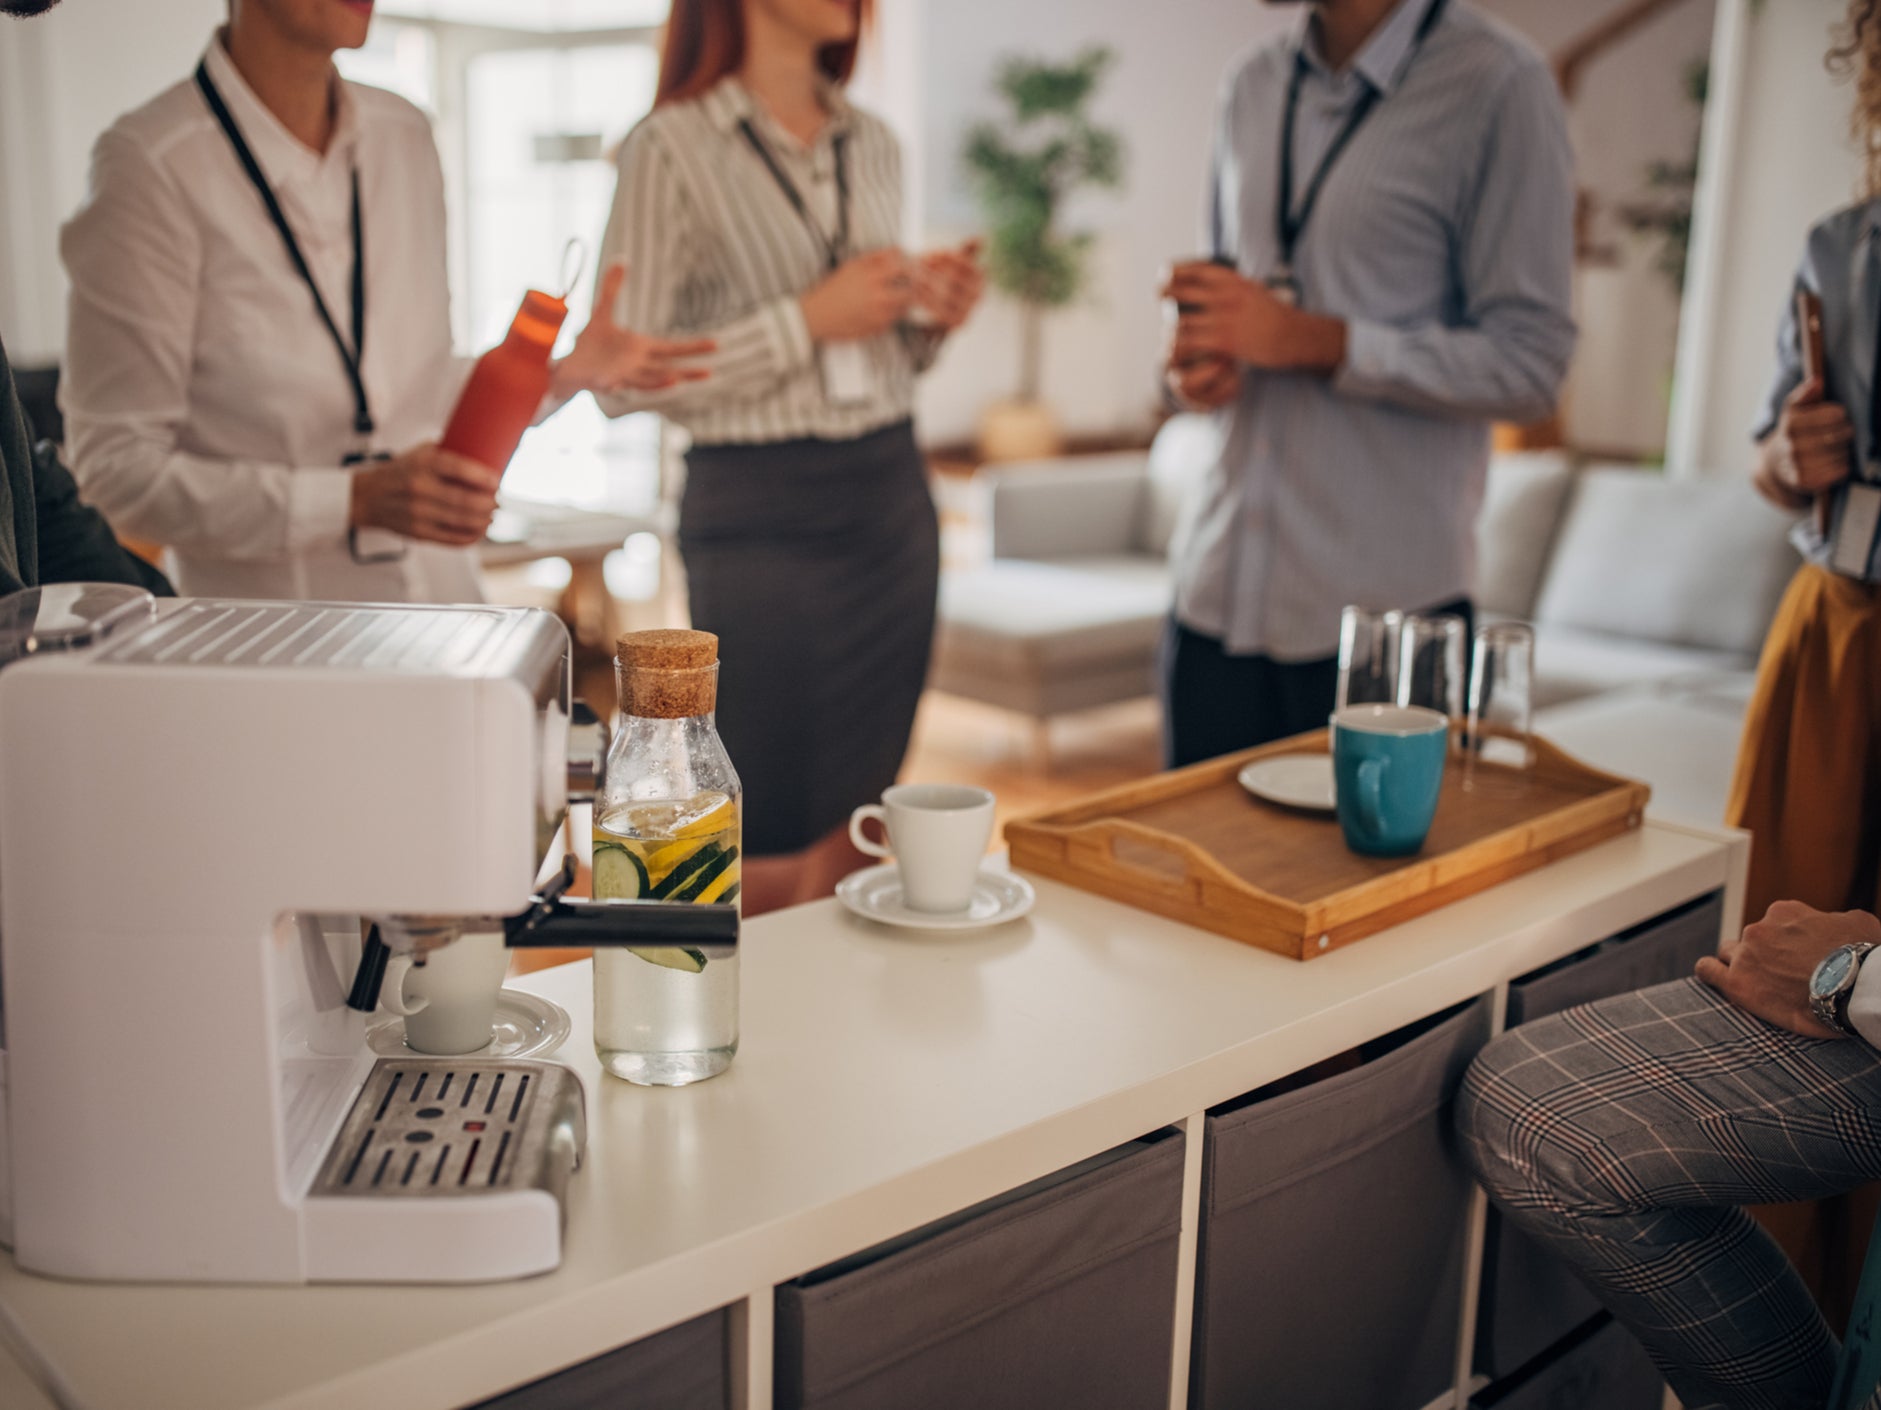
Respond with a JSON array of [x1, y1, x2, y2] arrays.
[[1456, 977, 1881, 1410]]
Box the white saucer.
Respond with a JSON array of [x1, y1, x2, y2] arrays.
[[1238, 753, 1336, 813], [836, 864, 1036, 932], [366, 987, 572, 1060]]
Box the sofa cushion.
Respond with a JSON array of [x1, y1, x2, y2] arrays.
[[1473, 451, 1576, 618], [1526, 622, 1751, 710], [1531, 467, 1795, 656], [1140, 414, 1225, 558], [937, 556, 1172, 671], [986, 453, 1149, 561]]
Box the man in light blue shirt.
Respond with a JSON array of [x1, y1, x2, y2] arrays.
[[1160, 0, 1575, 764]]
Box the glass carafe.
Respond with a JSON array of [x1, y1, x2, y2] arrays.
[[591, 630, 741, 1085]]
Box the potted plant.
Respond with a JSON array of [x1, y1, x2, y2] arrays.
[[962, 47, 1123, 461]]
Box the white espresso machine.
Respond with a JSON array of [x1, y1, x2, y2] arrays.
[[0, 586, 733, 1285]]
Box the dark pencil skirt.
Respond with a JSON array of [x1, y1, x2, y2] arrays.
[[679, 418, 939, 857]]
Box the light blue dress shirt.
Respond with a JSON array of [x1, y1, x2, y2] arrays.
[[1756, 199, 1881, 580], [1174, 0, 1577, 660]]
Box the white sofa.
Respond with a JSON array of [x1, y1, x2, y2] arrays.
[[931, 419, 1213, 721], [932, 421, 1799, 821]]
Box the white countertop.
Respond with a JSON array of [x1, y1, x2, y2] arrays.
[[0, 819, 1743, 1410]]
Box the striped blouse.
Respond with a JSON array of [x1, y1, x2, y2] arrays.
[[595, 76, 941, 446]]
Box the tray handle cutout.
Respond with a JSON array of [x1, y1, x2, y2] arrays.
[[1070, 819, 1230, 902]]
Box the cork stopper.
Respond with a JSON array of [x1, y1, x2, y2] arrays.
[[616, 629, 719, 718]]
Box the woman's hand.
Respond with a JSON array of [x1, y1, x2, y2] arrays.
[[350, 443, 501, 547], [800, 249, 914, 342], [550, 264, 716, 400], [1763, 377, 1854, 499], [912, 239, 984, 332]]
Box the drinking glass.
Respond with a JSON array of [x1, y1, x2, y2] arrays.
[[1396, 613, 1467, 735], [1336, 607, 1403, 711], [1467, 622, 1536, 772]]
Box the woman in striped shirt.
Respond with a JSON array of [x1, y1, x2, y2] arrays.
[[595, 0, 982, 913]]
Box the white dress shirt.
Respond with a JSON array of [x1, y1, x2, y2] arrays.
[[60, 38, 479, 604], [1176, 0, 1575, 660], [1849, 954, 1881, 1048], [595, 77, 942, 447]]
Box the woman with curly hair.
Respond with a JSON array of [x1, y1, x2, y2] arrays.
[[1730, 0, 1881, 953], [1455, 11, 1881, 1408]]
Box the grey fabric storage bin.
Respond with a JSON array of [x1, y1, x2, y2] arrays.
[[1470, 1314, 1664, 1410], [1191, 995, 1492, 1410], [1477, 892, 1724, 1378], [471, 1307, 728, 1410], [774, 1129, 1184, 1410]]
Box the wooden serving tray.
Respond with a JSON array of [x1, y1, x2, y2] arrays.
[[1004, 731, 1650, 961]]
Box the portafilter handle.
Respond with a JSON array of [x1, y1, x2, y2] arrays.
[[566, 700, 608, 806], [502, 854, 739, 954]]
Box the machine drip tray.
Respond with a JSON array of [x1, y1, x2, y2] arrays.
[[310, 1059, 584, 1201]]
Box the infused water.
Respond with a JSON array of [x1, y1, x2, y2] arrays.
[[592, 793, 740, 1085]]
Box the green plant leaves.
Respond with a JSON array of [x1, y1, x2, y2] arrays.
[[961, 44, 1126, 397]]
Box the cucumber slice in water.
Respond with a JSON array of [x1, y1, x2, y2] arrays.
[[650, 841, 724, 900], [628, 946, 708, 973], [593, 844, 649, 899], [672, 846, 737, 903]]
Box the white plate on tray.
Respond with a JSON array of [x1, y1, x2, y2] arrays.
[[1238, 753, 1337, 814]]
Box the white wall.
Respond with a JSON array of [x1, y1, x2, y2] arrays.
[[1670, 0, 1864, 476], [0, 0, 225, 364], [910, 0, 1287, 447], [1482, 0, 1715, 459]]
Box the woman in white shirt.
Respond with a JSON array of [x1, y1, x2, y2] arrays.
[[60, 0, 707, 604], [595, 0, 983, 912]]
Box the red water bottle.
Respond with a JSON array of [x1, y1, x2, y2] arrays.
[[440, 289, 570, 474]]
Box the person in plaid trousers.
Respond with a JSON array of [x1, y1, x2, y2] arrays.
[[1458, 8, 1881, 1407]]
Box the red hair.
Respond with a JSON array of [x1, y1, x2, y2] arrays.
[[656, 0, 871, 107]]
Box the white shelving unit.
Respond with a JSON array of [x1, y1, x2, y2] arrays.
[[0, 818, 1746, 1410]]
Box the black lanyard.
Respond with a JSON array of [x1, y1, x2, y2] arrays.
[[739, 117, 851, 272], [1276, 0, 1450, 277], [195, 62, 373, 441]]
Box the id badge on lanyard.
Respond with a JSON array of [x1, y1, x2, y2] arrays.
[[822, 343, 875, 405], [197, 63, 399, 566], [739, 119, 875, 405]]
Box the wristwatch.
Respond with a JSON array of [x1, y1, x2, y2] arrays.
[[1808, 942, 1877, 1037]]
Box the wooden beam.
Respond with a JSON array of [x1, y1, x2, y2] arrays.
[[1554, 0, 1695, 100]]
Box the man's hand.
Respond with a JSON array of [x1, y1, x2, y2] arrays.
[[1695, 900, 1881, 1039], [912, 239, 985, 332], [1162, 263, 1346, 374], [801, 249, 914, 342], [1763, 377, 1854, 499], [350, 443, 501, 547], [551, 264, 715, 399], [1167, 354, 1240, 411]]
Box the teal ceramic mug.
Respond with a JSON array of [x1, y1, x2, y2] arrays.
[[1331, 704, 1449, 857]]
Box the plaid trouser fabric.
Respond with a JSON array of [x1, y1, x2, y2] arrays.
[[1456, 978, 1881, 1410]]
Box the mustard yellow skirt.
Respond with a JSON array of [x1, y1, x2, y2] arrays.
[[1727, 562, 1881, 922]]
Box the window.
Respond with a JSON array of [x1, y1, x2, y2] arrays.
[[336, 8, 668, 513]]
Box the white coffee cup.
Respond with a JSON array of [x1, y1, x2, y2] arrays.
[[380, 932, 511, 1055], [849, 783, 996, 913]]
